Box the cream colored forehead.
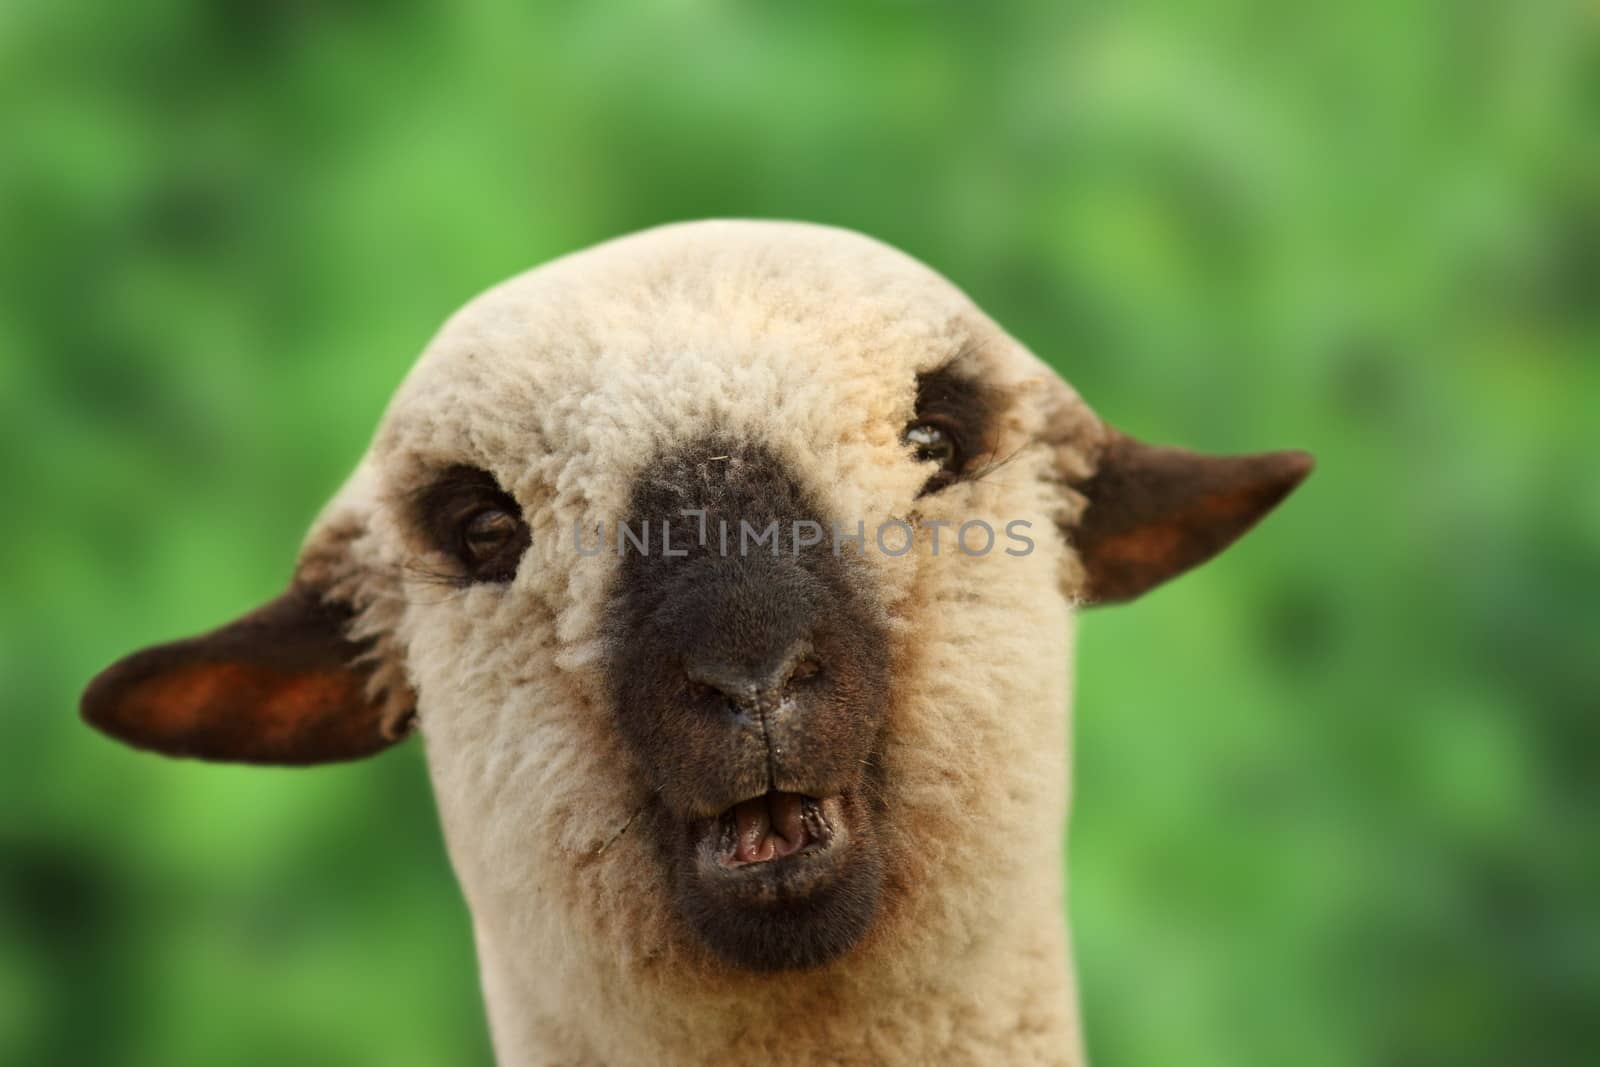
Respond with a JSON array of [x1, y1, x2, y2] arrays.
[[370, 222, 1027, 511]]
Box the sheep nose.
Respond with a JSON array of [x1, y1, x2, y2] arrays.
[[684, 643, 820, 717]]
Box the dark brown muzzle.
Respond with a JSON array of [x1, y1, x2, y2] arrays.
[[601, 436, 891, 971], [603, 436, 888, 820]]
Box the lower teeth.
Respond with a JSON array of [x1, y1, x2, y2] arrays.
[[801, 798, 824, 841]]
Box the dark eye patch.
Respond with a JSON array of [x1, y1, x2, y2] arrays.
[[410, 465, 530, 583], [908, 364, 1000, 497]]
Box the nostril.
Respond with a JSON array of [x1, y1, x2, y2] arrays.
[[786, 656, 822, 686], [682, 668, 759, 715], [683, 643, 820, 713]]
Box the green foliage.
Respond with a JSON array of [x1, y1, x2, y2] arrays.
[[2, 2, 1595, 1064]]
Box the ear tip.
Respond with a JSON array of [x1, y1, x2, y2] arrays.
[[79, 653, 153, 744], [1279, 448, 1315, 482], [80, 661, 123, 729], [1256, 448, 1314, 493]]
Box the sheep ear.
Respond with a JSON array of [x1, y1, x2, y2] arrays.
[[81, 581, 409, 765], [1070, 429, 1313, 605]]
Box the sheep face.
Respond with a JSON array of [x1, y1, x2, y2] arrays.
[[84, 222, 1310, 1006]]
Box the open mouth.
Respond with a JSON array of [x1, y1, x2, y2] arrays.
[[689, 790, 850, 890], [712, 791, 839, 867], [671, 788, 881, 970]]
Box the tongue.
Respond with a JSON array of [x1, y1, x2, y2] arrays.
[[731, 792, 809, 864]]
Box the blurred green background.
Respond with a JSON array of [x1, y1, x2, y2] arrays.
[[3, 1, 1596, 1064]]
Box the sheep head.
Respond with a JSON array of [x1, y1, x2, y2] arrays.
[[83, 222, 1310, 997]]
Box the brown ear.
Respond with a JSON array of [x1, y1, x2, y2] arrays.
[[82, 581, 410, 765], [1069, 429, 1313, 605]]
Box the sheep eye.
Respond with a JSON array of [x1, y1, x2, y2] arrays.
[[454, 504, 529, 581], [904, 422, 961, 471], [414, 466, 531, 583], [461, 507, 520, 562]]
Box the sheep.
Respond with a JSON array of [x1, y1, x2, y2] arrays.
[[82, 220, 1312, 1066]]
